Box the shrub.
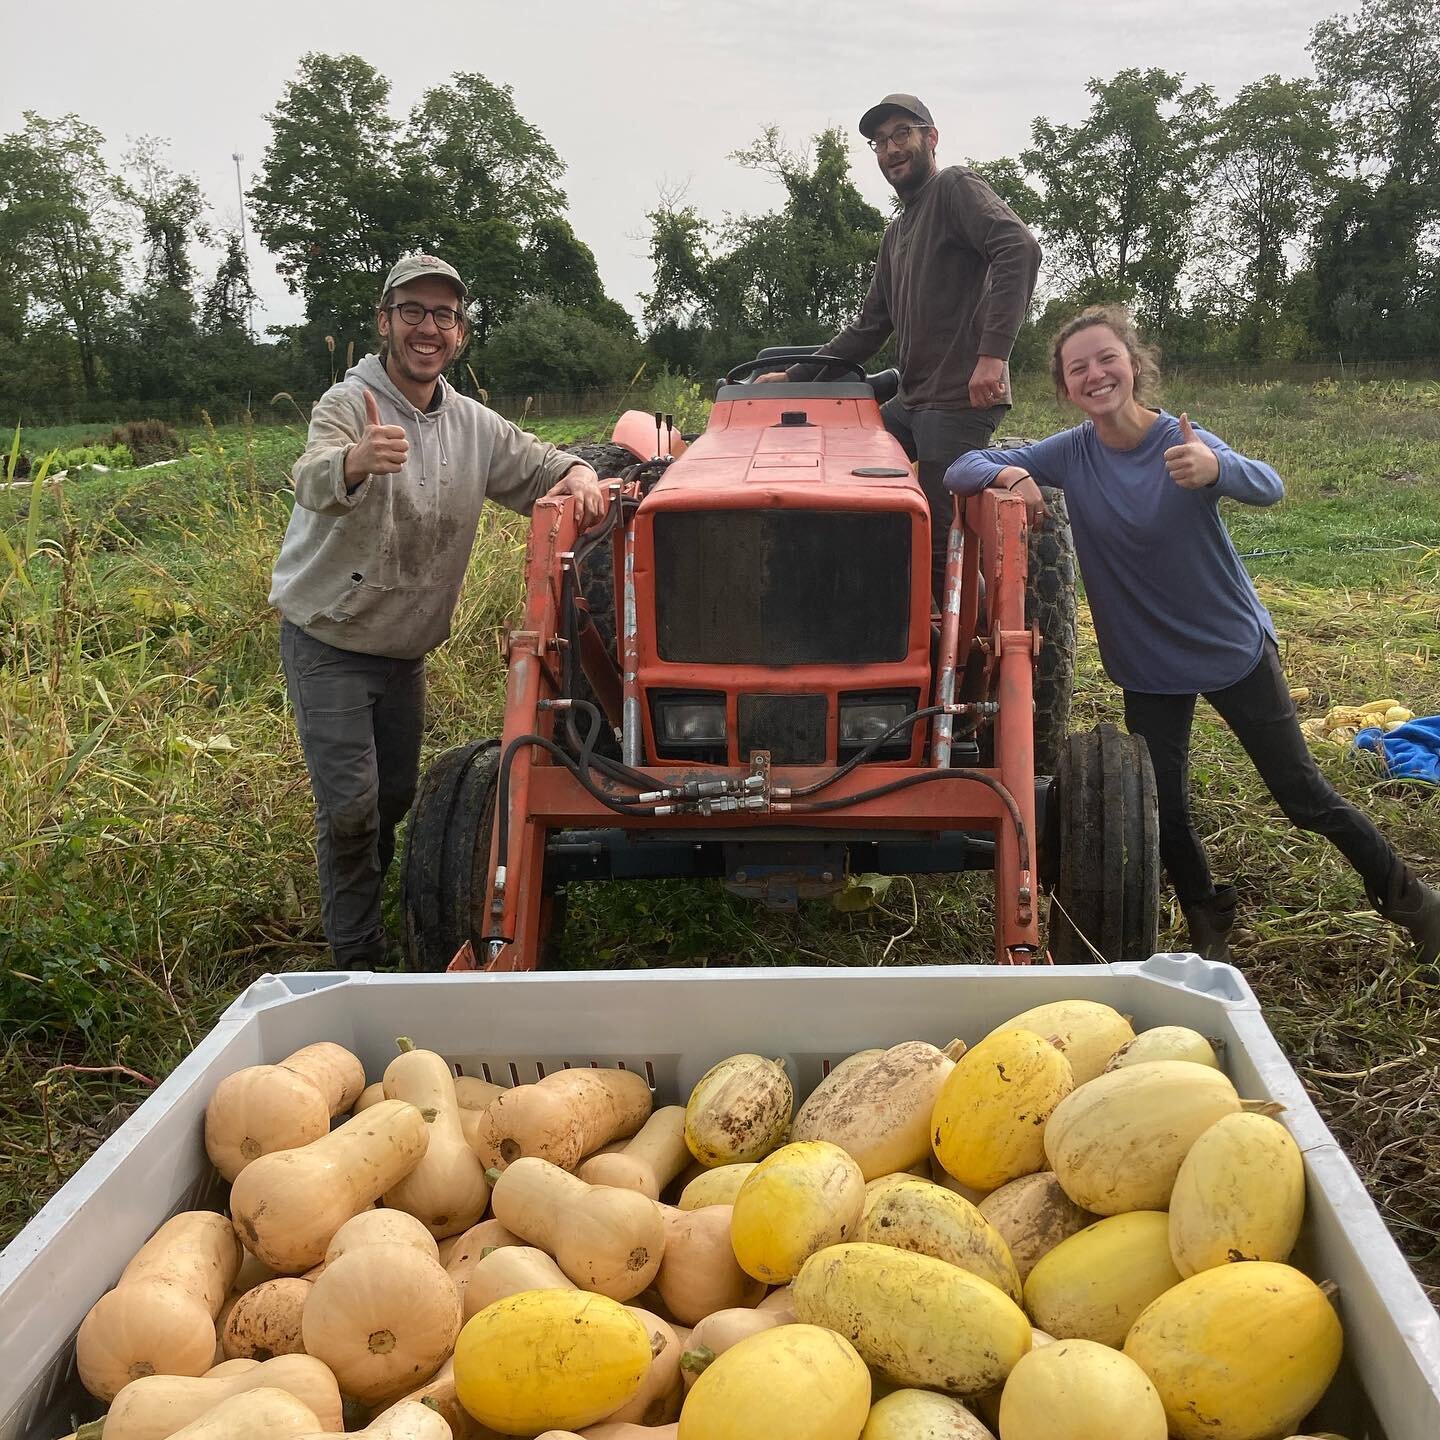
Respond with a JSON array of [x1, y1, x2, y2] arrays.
[[106, 418, 182, 466]]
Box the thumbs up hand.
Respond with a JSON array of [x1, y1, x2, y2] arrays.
[[344, 389, 410, 489], [1163, 412, 1220, 490]]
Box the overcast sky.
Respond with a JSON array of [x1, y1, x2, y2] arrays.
[[5, 0, 1354, 333]]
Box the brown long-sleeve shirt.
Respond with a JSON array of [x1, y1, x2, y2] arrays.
[[801, 165, 1041, 410]]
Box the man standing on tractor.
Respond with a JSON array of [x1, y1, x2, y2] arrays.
[[269, 254, 606, 969], [759, 94, 1042, 603]]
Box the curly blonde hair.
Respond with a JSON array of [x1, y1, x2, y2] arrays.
[[1049, 304, 1162, 404]]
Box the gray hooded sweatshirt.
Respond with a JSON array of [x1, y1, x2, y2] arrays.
[[269, 354, 582, 659]]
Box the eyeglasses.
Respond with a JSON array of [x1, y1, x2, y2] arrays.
[[868, 124, 924, 152], [386, 301, 463, 330]]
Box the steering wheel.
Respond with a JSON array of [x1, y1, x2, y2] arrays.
[[724, 351, 868, 384]]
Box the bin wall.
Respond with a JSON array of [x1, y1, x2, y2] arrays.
[[2, 958, 1436, 1439]]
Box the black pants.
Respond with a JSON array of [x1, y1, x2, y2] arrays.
[[881, 398, 1007, 604], [1123, 641, 1401, 909], [280, 620, 426, 967]]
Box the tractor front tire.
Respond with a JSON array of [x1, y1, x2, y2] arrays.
[[561, 441, 635, 656], [1044, 722, 1160, 964], [401, 740, 500, 971], [1028, 486, 1076, 778]]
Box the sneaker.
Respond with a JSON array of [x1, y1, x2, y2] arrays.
[[1182, 885, 1239, 964]]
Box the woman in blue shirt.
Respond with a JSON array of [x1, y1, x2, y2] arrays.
[[946, 305, 1438, 967]]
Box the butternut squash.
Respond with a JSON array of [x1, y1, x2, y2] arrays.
[[470, 1067, 652, 1171], [77, 1212, 243, 1401], [462, 1245, 573, 1321], [443, 1219, 524, 1307], [453, 1289, 653, 1434], [489, 1157, 666, 1300], [676, 1165, 756, 1211], [296, 1403, 454, 1440], [382, 1041, 490, 1237], [164, 1389, 321, 1439], [205, 1044, 366, 1182], [388, 1356, 484, 1440], [654, 1205, 765, 1324], [604, 1307, 683, 1428], [756, 1286, 796, 1318], [454, 1075, 505, 1109], [229, 1099, 429, 1272], [323, 1209, 439, 1266], [578, 1107, 690, 1199], [221, 1277, 311, 1360], [678, 1307, 790, 1388], [353, 1082, 387, 1114], [684, 1055, 791, 1166], [790, 1040, 958, 1179], [91, 1355, 344, 1440], [300, 1242, 461, 1407], [202, 1360, 260, 1379]]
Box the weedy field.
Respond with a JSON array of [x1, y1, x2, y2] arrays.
[[1, 376, 1438, 1300]]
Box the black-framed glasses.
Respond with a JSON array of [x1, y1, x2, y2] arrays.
[[868, 124, 923, 152], [386, 301, 463, 330]]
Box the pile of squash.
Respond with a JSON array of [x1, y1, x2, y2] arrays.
[[58, 1002, 1351, 1440]]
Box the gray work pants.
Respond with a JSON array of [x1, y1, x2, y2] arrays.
[[280, 619, 425, 968], [881, 398, 1007, 604]]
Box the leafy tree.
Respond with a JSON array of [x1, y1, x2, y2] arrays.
[[126, 137, 211, 297], [1019, 69, 1215, 332], [0, 113, 129, 399], [1309, 0, 1439, 189], [201, 231, 258, 335], [481, 297, 644, 394], [528, 215, 634, 333], [1202, 77, 1336, 358], [252, 53, 419, 344]]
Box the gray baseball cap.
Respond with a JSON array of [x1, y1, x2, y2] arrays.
[[859, 94, 935, 139], [382, 253, 469, 300]]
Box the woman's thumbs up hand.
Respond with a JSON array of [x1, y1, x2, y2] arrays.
[[1163, 412, 1220, 490]]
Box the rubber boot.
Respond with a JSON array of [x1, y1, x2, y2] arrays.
[[1181, 885, 1238, 964], [1370, 866, 1440, 966]]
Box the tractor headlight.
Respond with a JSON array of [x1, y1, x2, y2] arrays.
[[653, 692, 727, 756], [839, 691, 919, 760]]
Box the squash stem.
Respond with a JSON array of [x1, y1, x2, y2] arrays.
[[485, 1166, 503, 1184], [679, 1344, 715, 1375], [76, 1424, 105, 1440], [396, 1036, 416, 1053]]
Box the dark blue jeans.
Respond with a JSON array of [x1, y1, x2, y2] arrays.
[[280, 620, 425, 967], [1123, 641, 1401, 909]]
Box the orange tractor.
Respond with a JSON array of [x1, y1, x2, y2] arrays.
[[401, 354, 1159, 971]]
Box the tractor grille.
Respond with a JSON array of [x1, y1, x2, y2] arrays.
[[653, 510, 911, 666]]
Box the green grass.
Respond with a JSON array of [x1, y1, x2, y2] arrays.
[[3, 379, 1439, 1306]]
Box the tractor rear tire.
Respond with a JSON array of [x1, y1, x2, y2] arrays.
[[401, 739, 500, 971], [1028, 487, 1076, 778], [1045, 722, 1160, 964]]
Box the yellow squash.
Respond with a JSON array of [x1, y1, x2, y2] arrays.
[[1023, 1211, 1181, 1347], [792, 1242, 1030, 1394], [990, 1000, 1134, 1086], [1043, 1061, 1242, 1214], [931, 1029, 1073, 1191], [1123, 1262, 1343, 1440], [677, 1164, 757, 1210], [860, 1388, 996, 1439], [858, 1177, 1021, 1303], [1105, 1026, 1219, 1071], [1167, 1111, 1304, 1276], [729, 1141, 865, 1283], [684, 1055, 793, 1166], [453, 1290, 652, 1434], [999, 1338, 1166, 1440], [677, 1324, 869, 1440]]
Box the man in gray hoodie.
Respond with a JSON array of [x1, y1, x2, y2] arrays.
[[270, 253, 605, 968]]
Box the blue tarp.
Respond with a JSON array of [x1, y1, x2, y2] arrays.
[[1355, 715, 1440, 786]]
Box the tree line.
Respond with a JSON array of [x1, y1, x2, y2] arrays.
[[1, 0, 1435, 423]]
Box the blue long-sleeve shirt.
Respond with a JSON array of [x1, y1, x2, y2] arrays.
[[945, 411, 1284, 694]]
